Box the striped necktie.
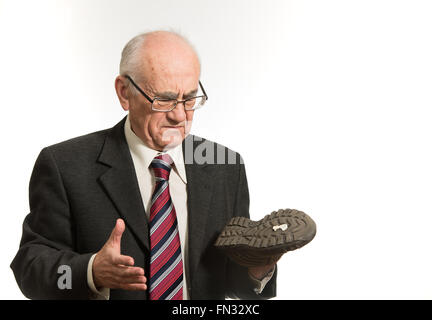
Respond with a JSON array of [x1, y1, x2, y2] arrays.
[[148, 154, 183, 300]]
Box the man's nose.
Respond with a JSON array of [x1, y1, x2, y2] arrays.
[[167, 102, 187, 122]]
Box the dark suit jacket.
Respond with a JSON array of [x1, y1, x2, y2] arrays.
[[10, 117, 277, 300]]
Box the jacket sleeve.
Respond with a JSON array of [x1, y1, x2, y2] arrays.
[[10, 147, 94, 299], [225, 156, 277, 300]]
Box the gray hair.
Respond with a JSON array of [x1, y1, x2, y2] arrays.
[[119, 33, 146, 79]]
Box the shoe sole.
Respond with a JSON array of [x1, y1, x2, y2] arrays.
[[215, 208, 316, 257]]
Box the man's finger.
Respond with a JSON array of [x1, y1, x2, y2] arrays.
[[108, 219, 125, 249], [114, 265, 145, 278], [120, 275, 147, 285], [119, 283, 148, 291], [120, 266, 145, 277], [112, 254, 135, 266]]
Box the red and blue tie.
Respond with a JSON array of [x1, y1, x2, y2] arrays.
[[149, 154, 183, 300]]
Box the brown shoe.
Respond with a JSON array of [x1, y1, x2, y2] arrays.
[[214, 209, 316, 267]]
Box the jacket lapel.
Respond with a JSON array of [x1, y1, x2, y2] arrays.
[[97, 117, 150, 252], [182, 135, 214, 287]]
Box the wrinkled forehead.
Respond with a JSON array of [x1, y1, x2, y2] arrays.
[[140, 45, 201, 94], [145, 53, 200, 78]]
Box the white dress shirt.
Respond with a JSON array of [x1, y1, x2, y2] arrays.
[[87, 114, 274, 299]]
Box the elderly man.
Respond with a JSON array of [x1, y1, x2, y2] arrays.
[[10, 31, 277, 300]]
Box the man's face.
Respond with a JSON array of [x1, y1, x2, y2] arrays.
[[124, 39, 201, 151]]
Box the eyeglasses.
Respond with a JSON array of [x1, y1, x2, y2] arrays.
[[124, 75, 208, 112]]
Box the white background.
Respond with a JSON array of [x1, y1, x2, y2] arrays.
[[1, 0, 431, 299]]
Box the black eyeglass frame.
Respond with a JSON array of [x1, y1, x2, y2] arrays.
[[124, 75, 208, 112]]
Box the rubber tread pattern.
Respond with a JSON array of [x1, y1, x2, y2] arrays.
[[214, 208, 316, 267]]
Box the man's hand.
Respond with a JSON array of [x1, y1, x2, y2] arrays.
[[248, 263, 276, 280], [248, 253, 282, 280], [93, 219, 147, 291]]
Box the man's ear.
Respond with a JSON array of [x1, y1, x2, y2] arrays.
[[115, 75, 131, 111]]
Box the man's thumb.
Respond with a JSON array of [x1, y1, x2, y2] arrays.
[[109, 218, 125, 249]]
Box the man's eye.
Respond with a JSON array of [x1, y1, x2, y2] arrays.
[[185, 99, 196, 106], [156, 100, 175, 106]]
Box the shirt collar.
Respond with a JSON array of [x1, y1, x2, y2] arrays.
[[124, 114, 187, 184]]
